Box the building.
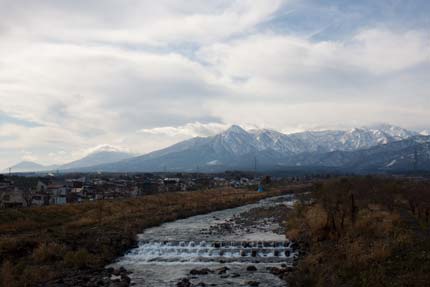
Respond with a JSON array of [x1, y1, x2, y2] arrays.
[[0, 187, 27, 208], [47, 184, 68, 205]]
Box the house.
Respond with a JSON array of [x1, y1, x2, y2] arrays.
[[138, 178, 163, 195], [0, 187, 27, 208], [230, 180, 241, 188], [47, 184, 68, 205], [213, 177, 228, 187], [37, 178, 50, 192], [70, 181, 84, 194], [163, 178, 181, 192], [31, 193, 50, 206], [240, 177, 250, 185]]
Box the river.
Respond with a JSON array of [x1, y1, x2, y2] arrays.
[[109, 194, 297, 286]]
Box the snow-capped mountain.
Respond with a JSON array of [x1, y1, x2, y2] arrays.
[[8, 124, 421, 173], [365, 123, 418, 140], [287, 135, 430, 171], [215, 124, 417, 155], [59, 149, 134, 170], [78, 124, 422, 173], [5, 147, 135, 173], [4, 161, 51, 173], [420, 130, 430, 136]]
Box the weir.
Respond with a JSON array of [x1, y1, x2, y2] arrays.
[[125, 240, 297, 263]]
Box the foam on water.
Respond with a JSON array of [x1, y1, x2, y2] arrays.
[[122, 240, 297, 264]]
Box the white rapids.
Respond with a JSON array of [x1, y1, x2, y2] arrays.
[[125, 240, 295, 263], [109, 194, 298, 286]]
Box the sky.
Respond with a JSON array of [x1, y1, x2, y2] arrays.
[[0, 0, 430, 169]]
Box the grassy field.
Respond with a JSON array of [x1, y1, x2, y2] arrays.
[[285, 177, 430, 287], [0, 185, 304, 287]]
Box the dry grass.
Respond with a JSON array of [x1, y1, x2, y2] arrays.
[[32, 242, 66, 263], [304, 204, 327, 238], [286, 177, 430, 287]]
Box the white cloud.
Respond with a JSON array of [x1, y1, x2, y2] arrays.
[[0, 0, 284, 46], [344, 29, 430, 74], [139, 122, 229, 137], [20, 151, 38, 162], [84, 144, 130, 155], [0, 1, 429, 169], [198, 29, 430, 97]]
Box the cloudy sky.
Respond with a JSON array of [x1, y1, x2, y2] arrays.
[[0, 0, 430, 169]]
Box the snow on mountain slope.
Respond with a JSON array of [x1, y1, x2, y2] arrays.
[[248, 124, 414, 154], [365, 123, 418, 140], [59, 150, 134, 170], [77, 124, 418, 172], [211, 125, 258, 155]]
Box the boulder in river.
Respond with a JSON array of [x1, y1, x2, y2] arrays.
[[190, 268, 213, 275], [176, 278, 192, 287]]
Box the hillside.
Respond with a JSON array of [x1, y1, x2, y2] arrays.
[[74, 125, 427, 173]]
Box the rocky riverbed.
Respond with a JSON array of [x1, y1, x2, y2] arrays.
[[107, 194, 298, 287]]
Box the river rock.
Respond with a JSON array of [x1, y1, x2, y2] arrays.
[[246, 265, 257, 272], [176, 278, 191, 287], [216, 266, 230, 274], [190, 268, 213, 275], [267, 267, 282, 275], [120, 274, 131, 284], [246, 281, 260, 286], [109, 282, 129, 287]]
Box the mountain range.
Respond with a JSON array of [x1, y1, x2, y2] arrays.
[[6, 124, 430, 174], [5, 147, 134, 173]]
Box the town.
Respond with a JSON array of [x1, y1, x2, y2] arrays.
[[0, 172, 315, 209]]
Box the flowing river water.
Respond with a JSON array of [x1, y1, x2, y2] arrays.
[[109, 194, 297, 286]]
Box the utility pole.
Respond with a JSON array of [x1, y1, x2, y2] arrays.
[[8, 168, 11, 176], [413, 147, 418, 170]]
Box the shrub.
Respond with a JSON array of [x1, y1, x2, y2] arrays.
[[286, 228, 301, 241], [304, 204, 327, 239], [1, 260, 18, 287], [63, 249, 93, 269], [32, 242, 66, 263], [20, 265, 58, 287]]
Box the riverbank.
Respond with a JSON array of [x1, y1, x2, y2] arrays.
[[0, 184, 309, 287], [283, 177, 430, 287]]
